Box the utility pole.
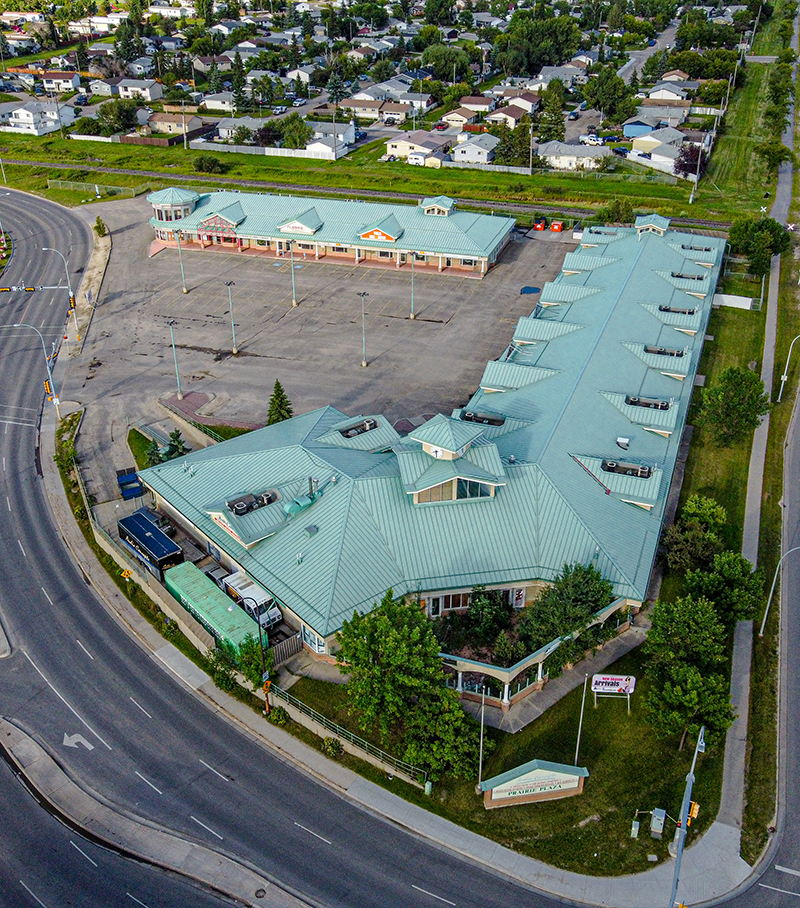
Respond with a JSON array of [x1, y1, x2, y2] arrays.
[[668, 726, 705, 908]]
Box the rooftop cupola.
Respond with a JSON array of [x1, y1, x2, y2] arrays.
[[409, 413, 484, 460]]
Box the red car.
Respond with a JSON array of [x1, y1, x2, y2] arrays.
[[433, 123, 447, 130]]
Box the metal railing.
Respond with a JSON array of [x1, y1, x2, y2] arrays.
[[270, 684, 428, 785], [158, 397, 226, 443]]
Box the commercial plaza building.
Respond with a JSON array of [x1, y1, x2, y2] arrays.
[[147, 187, 516, 277], [139, 215, 726, 681]]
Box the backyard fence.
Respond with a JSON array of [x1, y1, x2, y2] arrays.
[[270, 632, 302, 666], [47, 179, 159, 198]]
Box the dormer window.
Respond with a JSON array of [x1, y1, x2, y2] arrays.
[[415, 479, 494, 503]]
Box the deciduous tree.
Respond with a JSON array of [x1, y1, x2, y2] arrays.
[[701, 366, 770, 446], [685, 551, 764, 624]]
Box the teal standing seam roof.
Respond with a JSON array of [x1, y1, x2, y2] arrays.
[[538, 282, 600, 304], [409, 414, 485, 452], [140, 226, 726, 641], [513, 316, 584, 343]]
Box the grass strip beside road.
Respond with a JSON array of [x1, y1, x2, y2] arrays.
[[290, 648, 724, 878]]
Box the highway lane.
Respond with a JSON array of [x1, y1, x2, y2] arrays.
[[0, 754, 239, 908], [0, 191, 566, 908]]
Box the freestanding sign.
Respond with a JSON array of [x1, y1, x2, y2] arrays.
[[479, 759, 589, 809], [592, 674, 636, 712]]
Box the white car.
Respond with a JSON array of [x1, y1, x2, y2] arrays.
[[579, 134, 605, 146], [292, 98, 305, 107]]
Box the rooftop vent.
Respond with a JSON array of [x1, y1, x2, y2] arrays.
[[461, 410, 505, 427], [644, 344, 684, 358], [601, 459, 653, 479], [339, 418, 378, 438], [304, 524, 318, 538], [681, 244, 713, 252], [671, 272, 705, 281], [616, 437, 630, 450], [226, 489, 280, 517], [658, 305, 696, 316], [625, 395, 671, 411]]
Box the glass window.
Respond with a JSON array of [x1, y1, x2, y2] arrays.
[[165, 209, 173, 221], [302, 625, 325, 654], [456, 479, 491, 499], [430, 597, 441, 617], [156, 209, 164, 220], [379, 251, 392, 258]]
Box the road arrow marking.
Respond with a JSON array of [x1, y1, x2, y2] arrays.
[[63, 733, 94, 750]]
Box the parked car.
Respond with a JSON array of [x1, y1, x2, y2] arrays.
[[272, 105, 287, 114], [639, 151, 652, 159], [567, 109, 580, 120], [648, 38, 656, 45], [292, 98, 305, 106], [433, 122, 447, 130], [612, 145, 628, 156], [579, 134, 604, 146], [604, 134, 621, 142], [587, 124, 597, 134], [355, 129, 367, 139], [383, 117, 396, 126]]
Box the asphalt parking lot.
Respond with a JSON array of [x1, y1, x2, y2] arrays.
[[68, 195, 575, 504]]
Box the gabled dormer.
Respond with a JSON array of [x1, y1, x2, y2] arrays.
[[409, 414, 484, 460]]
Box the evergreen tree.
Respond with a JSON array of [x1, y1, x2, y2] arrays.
[[267, 379, 293, 424], [163, 429, 189, 460], [206, 60, 222, 94], [76, 40, 89, 72], [145, 439, 162, 466]]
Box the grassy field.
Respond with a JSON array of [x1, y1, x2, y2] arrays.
[[127, 428, 151, 471], [289, 647, 724, 878], [702, 64, 775, 217]]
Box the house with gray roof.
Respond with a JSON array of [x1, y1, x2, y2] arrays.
[[147, 188, 514, 276], [140, 218, 725, 678]]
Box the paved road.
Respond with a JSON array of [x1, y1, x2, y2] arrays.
[[0, 197, 570, 908], [0, 754, 238, 908], [617, 22, 679, 83]]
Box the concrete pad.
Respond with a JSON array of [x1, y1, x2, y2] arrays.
[[154, 642, 210, 690]]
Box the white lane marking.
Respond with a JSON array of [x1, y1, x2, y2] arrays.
[[41, 587, 52, 605], [293, 821, 332, 845], [759, 884, 800, 897], [126, 895, 151, 908], [0, 418, 36, 428], [129, 697, 152, 719], [70, 840, 98, 867], [6, 496, 10, 511], [190, 816, 223, 840], [135, 771, 163, 795], [778, 866, 800, 878], [2, 457, 4, 470], [23, 651, 112, 750], [18, 540, 26, 557], [76, 639, 94, 660], [199, 758, 228, 781], [412, 885, 456, 906], [19, 880, 49, 908]]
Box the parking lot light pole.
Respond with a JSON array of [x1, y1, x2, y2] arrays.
[[358, 291, 369, 367], [410, 253, 416, 319], [175, 230, 188, 293], [759, 545, 800, 637], [14, 322, 61, 419], [168, 320, 183, 400], [224, 281, 238, 355], [289, 240, 297, 307]]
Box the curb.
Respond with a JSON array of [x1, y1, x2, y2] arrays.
[[0, 716, 317, 908]]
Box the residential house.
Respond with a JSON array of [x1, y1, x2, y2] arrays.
[[202, 92, 235, 113], [148, 111, 202, 135], [193, 55, 232, 74], [385, 129, 449, 159], [308, 119, 356, 145], [41, 72, 80, 94], [509, 91, 541, 115], [632, 125, 684, 154], [636, 103, 689, 127], [5, 34, 38, 54], [661, 69, 690, 81], [118, 79, 163, 102], [647, 82, 689, 102], [128, 56, 154, 78], [147, 3, 191, 17], [347, 46, 375, 64], [451, 133, 499, 164], [459, 95, 496, 114], [0, 101, 19, 125], [1, 101, 76, 135], [286, 65, 317, 85], [484, 104, 528, 129], [341, 98, 383, 119], [623, 114, 661, 138], [442, 106, 477, 128], [216, 115, 263, 139], [380, 102, 412, 123], [210, 19, 241, 36], [89, 77, 123, 97], [398, 92, 434, 112], [536, 140, 610, 170]]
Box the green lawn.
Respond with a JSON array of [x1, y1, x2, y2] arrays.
[[127, 428, 151, 471], [702, 64, 775, 215], [290, 647, 723, 878]]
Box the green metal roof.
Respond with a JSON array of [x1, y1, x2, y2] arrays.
[[316, 415, 402, 452], [149, 189, 514, 260], [539, 282, 600, 304], [421, 195, 455, 209], [409, 414, 485, 453], [147, 187, 200, 206], [636, 213, 671, 231], [513, 316, 584, 344], [140, 225, 726, 641], [480, 759, 589, 792]]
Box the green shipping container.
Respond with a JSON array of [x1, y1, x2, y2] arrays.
[[164, 562, 257, 652]]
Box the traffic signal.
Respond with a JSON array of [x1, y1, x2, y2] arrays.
[[688, 802, 700, 826], [43, 379, 51, 394], [69, 296, 75, 309]]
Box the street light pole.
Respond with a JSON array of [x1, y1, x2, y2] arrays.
[[759, 545, 800, 637], [42, 245, 73, 298], [777, 333, 800, 402], [358, 291, 369, 367], [410, 253, 416, 319], [13, 322, 61, 419], [224, 280, 238, 355], [668, 726, 706, 908], [289, 240, 297, 307], [167, 320, 183, 400], [175, 230, 188, 294], [240, 595, 271, 714]]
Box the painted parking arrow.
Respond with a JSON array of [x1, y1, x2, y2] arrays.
[[63, 733, 94, 750]]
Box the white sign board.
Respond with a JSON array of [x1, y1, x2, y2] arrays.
[[592, 674, 636, 694], [490, 767, 582, 801]]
